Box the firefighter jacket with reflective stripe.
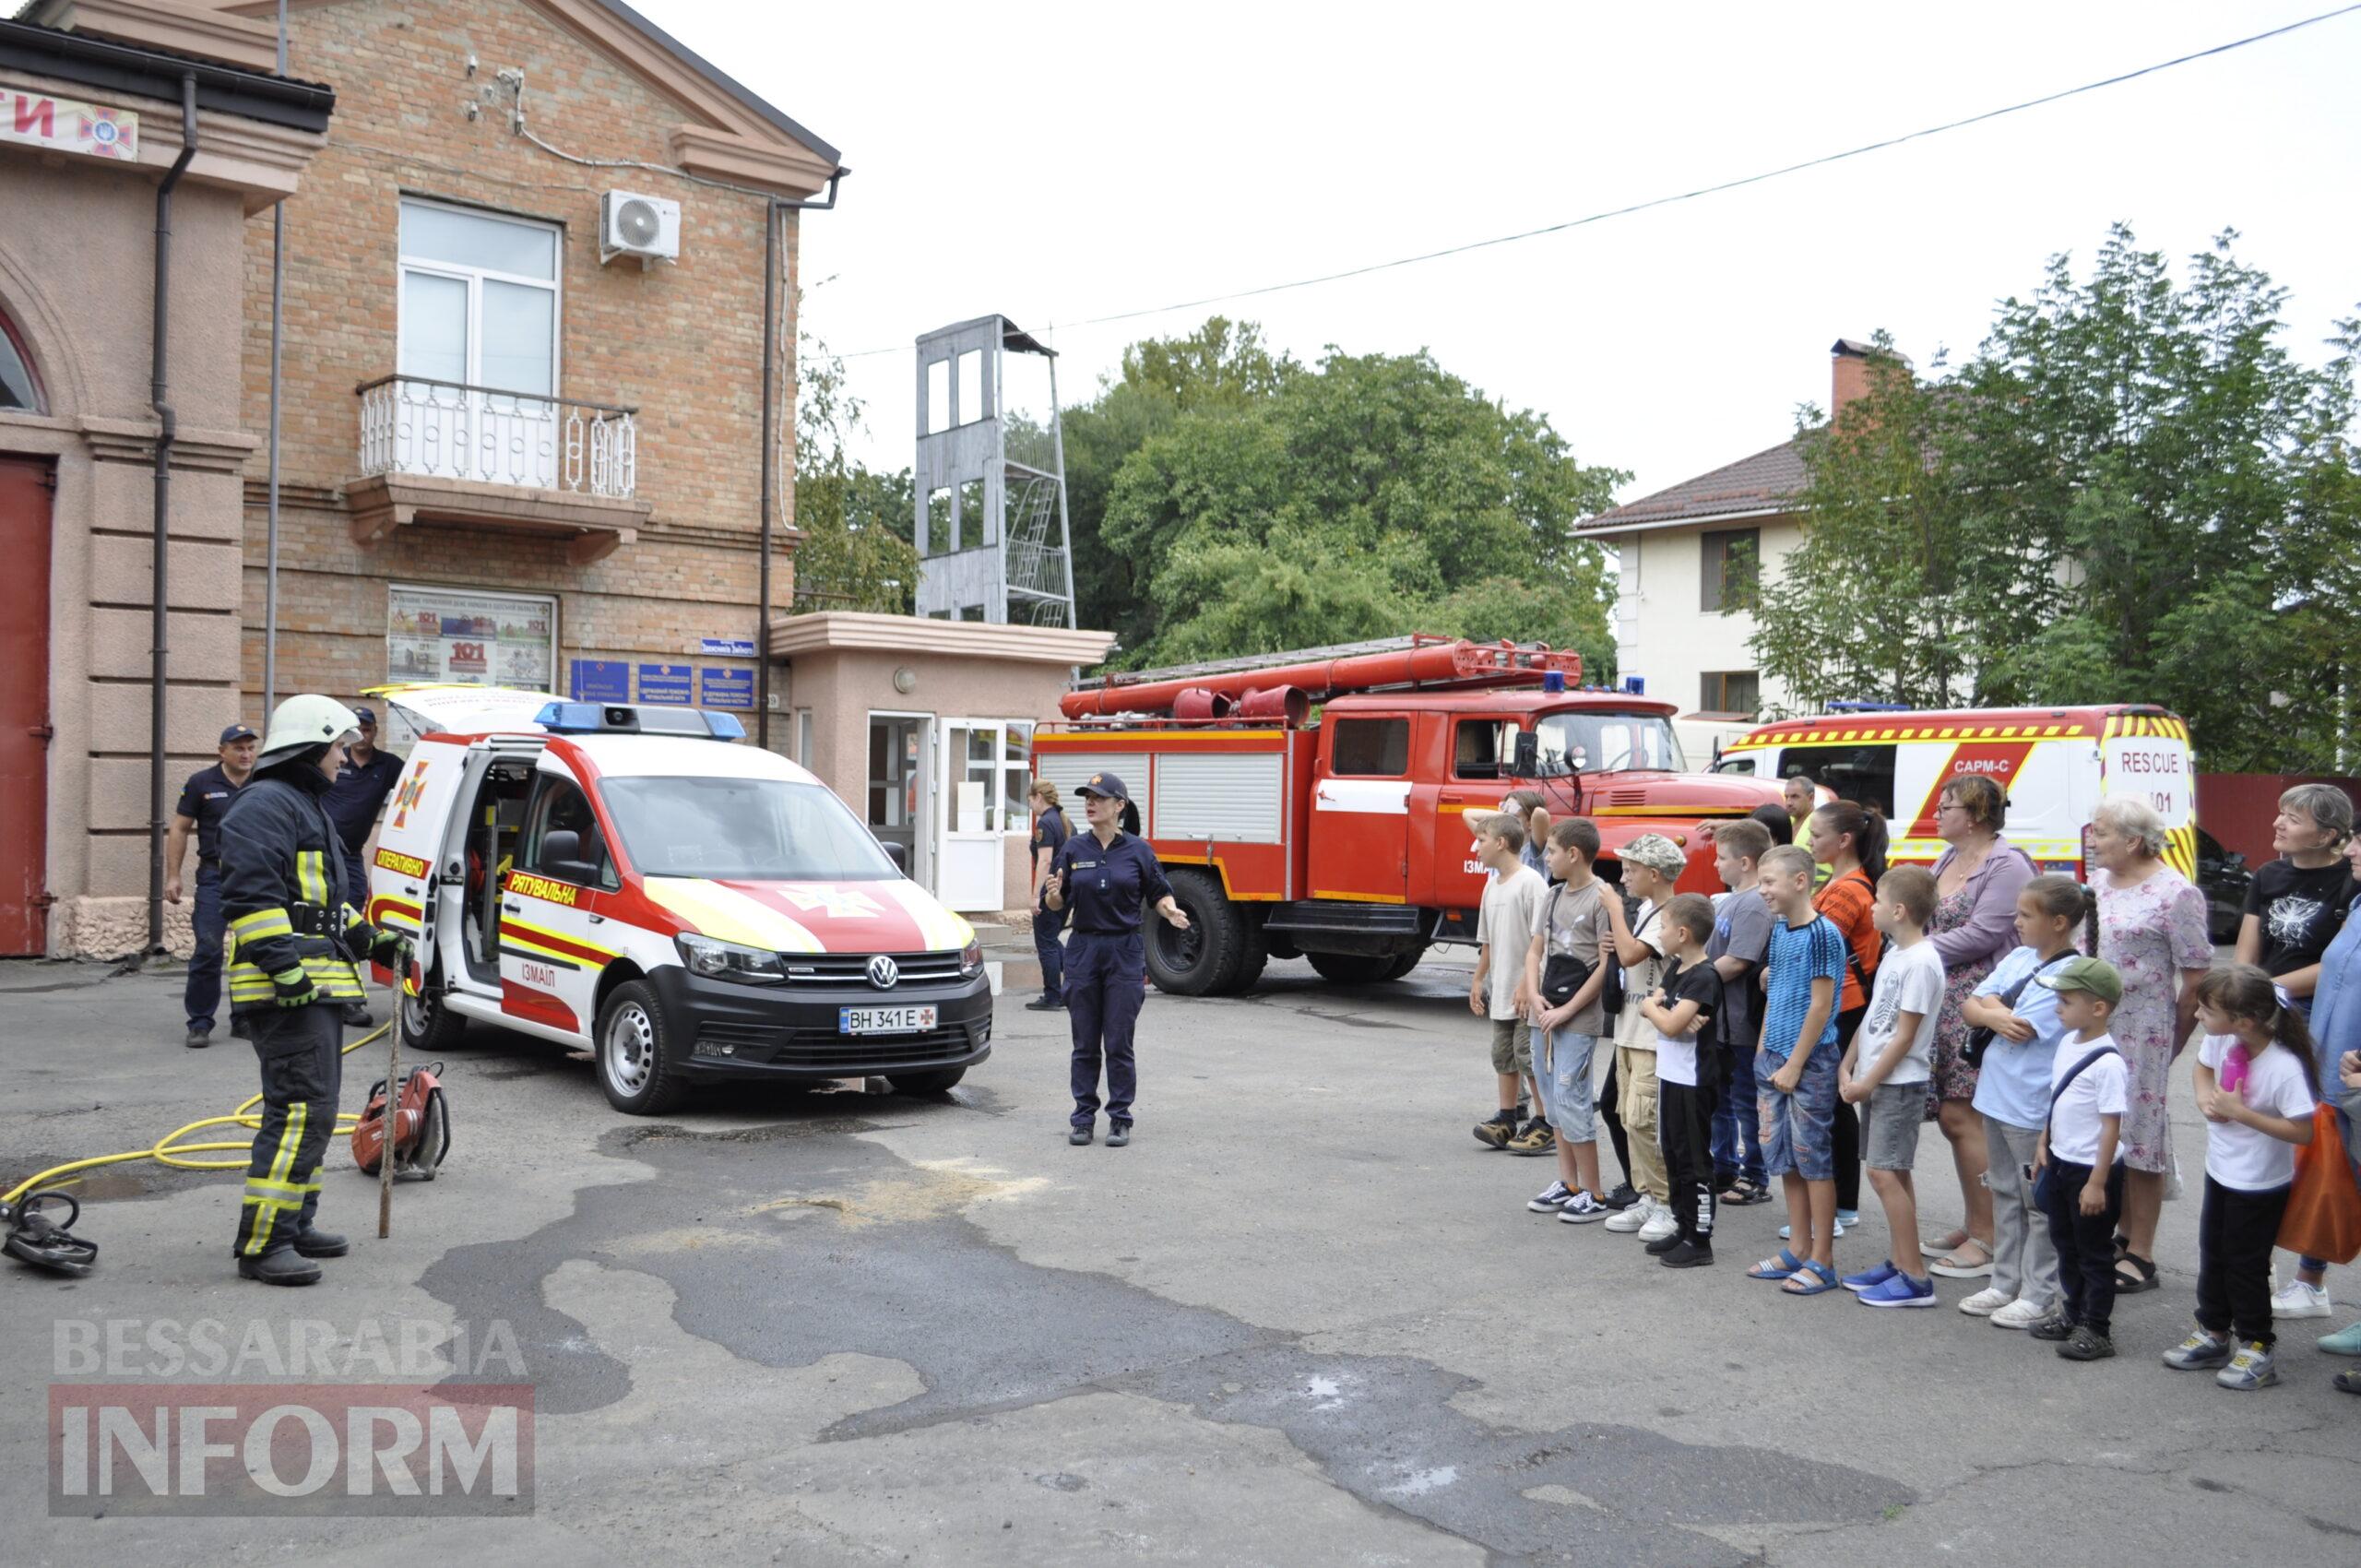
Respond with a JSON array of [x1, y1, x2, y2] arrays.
[[218, 772, 370, 1012]]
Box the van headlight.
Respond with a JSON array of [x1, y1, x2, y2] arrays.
[[960, 939, 983, 977], [677, 933, 787, 983]]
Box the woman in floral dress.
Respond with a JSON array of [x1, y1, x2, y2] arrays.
[[1923, 777, 2036, 1277], [2090, 795, 2213, 1295]]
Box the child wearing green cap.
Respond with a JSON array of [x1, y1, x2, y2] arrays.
[[2031, 956, 2130, 1360]]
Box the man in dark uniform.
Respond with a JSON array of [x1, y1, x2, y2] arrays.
[[219, 695, 405, 1286], [1042, 772, 1189, 1146], [1026, 778, 1070, 1013], [322, 705, 405, 1028], [165, 723, 258, 1049]]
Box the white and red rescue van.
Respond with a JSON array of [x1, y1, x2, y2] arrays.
[[365, 686, 989, 1114], [1712, 704, 2201, 881]]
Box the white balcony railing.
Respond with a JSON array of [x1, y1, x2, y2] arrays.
[[356, 375, 637, 498]]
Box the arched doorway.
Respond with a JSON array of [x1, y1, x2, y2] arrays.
[[0, 304, 53, 951]]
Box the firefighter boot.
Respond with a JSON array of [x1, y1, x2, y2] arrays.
[[292, 1226, 349, 1258], [237, 1247, 323, 1287]]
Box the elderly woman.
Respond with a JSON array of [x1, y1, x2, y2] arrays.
[[1923, 775, 2037, 1278], [2301, 828, 2361, 1354], [2089, 795, 2213, 1294]]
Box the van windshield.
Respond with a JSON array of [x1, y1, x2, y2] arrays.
[[600, 777, 899, 881], [1533, 711, 1686, 775]]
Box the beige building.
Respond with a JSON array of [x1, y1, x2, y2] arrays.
[[0, 3, 331, 956], [1580, 339, 1885, 764]]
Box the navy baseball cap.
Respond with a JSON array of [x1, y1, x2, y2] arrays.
[[352, 706, 378, 727], [1075, 771, 1131, 802], [219, 723, 258, 745]]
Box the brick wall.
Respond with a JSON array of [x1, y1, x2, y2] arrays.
[[238, 0, 802, 719]]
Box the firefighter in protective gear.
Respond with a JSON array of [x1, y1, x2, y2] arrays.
[[217, 695, 406, 1286]]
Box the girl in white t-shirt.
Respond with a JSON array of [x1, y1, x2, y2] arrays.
[[2162, 964, 2321, 1391]]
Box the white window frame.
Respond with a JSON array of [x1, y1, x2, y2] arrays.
[[397, 197, 563, 397]]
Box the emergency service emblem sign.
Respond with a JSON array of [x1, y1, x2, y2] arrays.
[[779, 886, 884, 920]]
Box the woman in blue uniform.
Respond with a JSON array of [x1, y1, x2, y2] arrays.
[[1043, 772, 1189, 1146]]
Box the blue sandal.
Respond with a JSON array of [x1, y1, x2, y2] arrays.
[[1747, 1248, 1803, 1281], [1782, 1260, 1841, 1296]]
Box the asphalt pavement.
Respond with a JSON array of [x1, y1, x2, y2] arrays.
[[3, 945, 2355, 1565]]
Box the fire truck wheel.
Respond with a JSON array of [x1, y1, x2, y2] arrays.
[[1306, 951, 1410, 987], [1146, 869, 1246, 996], [1220, 918, 1270, 994], [596, 980, 690, 1115], [1379, 950, 1425, 982]]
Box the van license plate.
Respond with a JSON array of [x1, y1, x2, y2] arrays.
[[838, 1005, 936, 1036]]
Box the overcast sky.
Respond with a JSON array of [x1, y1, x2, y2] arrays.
[[651, 0, 2360, 505]]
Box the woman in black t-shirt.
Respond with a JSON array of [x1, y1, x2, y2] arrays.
[[2236, 783, 2357, 1014]]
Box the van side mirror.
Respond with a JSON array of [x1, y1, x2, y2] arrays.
[[540, 829, 599, 887], [883, 840, 909, 873], [1512, 731, 1540, 778]]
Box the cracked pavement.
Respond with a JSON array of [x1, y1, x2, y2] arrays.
[[6, 956, 2357, 1564]]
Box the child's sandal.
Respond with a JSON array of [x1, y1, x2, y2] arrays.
[[1781, 1260, 1842, 1296], [1747, 1248, 1803, 1281], [2113, 1252, 2159, 1293]]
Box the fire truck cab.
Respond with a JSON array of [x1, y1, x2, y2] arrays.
[[1035, 637, 1783, 994]]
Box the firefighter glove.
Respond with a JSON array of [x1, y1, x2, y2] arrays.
[[368, 927, 409, 966], [271, 968, 320, 1009]]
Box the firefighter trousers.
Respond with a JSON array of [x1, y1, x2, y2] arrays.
[[1066, 931, 1143, 1128], [232, 1003, 343, 1259]]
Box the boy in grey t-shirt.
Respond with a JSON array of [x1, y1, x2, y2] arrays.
[[1523, 819, 1617, 1221]]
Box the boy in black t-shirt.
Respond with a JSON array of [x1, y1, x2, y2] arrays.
[[2236, 783, 2356, 1015], [1638, 894, 1724, 1268]]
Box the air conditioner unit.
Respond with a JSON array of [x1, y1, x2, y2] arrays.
[[600, 190, 680, 267]]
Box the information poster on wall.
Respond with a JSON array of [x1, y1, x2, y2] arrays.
[[385, 584, 558, 746], [637, 664, 692, 705], [699, 667, 753, 710]]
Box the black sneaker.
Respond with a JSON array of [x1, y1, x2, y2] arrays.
[[1600, 1182, 1640, 1211], [1659, 1240, 1715, 1269], [1643, 1231, 1687, 1255], [2030, 1314, 2077, 1343], [1025, 996, 1064, 1012], [1472, 1111, 1518, 1149], [184, 1027, 211, 1050], [2058, 1324, 2116, 1360]]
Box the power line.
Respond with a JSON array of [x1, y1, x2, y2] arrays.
[[825, 4, 2360, 362]]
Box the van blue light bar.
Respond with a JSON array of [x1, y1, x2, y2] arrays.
[[1825, 700, 1915, 713], [533, 702, 746, 741]]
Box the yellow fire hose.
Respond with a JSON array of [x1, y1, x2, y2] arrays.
[[3, 1020, 390, 1208]]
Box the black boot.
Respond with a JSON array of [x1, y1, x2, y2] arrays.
[[237, 1248, 323, 1287], [292, 1227, 349, 1258]]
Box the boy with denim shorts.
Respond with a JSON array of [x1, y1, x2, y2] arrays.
[[1524, 818, 1616, 1222], [1838, 865, 1945, 1307], [1707, 817, 1775, 1204], [1748, 843, 1846, 1296]]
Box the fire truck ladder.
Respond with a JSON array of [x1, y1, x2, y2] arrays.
[[1062, 635, 1584, 719]]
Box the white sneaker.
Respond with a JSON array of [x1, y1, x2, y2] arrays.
[[1604, 1201, 1650, 1233], [1990, 1297, 2057, 1330], [1558, 1191, 1608, 1224], [1957, 1287, 2012, 1317], [1637, 1203, 1679, 1242], [1527, 1181, 1572, 1214], [2271, 1277, 2332, 1319], [1777, 1217, 1848, 1241]]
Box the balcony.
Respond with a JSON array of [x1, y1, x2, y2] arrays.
[[345, 375, 654, 563]]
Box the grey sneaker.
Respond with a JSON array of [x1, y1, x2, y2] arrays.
[[1556, 1191, 1608, 1224], [1527, 1181, 1573, 1213], [2215, 1340, 2279, 1390], [2162, 1329, 2233, 1371]]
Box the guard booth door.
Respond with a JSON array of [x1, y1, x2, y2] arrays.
[[867, 714, 932, 890]]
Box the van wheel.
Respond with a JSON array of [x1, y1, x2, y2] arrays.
[[397, 976, 469, 1052], [596, 980, 688, 1115], [1145, 869, 1244, 995], [888, 1068, 966, 1096], [1307, 951, 1409, 986]]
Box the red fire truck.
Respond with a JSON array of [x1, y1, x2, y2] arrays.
[[1033, 636, 1784, 994]]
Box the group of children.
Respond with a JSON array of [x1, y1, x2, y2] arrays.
[[1468, 802, 2355, 1386]]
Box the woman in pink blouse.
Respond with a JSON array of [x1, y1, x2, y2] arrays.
[[2089, 795, 2213, 1295]]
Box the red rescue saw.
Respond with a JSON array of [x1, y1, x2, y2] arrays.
[[351, 1062, 451, 1181]]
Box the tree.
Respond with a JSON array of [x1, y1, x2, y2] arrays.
[[1753, 228, 2361, 768], [789, 329, 918, 614]]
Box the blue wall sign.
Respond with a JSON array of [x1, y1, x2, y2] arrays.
[[700, 667, 754, 710], [637, 663, 693, 705], [569, 659, 628, 702], [700, 637, 757, 658]]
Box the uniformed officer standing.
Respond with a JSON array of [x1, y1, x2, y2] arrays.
[[322, 705, 407, 1028], [164, 722, 258, 1049], [1025, 778, 1070, 1013], [218, 695, 406, 1286], [1042, 773, 1188, 1146]]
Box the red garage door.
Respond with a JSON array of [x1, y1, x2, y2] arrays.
[[0, 457, 51, 953]]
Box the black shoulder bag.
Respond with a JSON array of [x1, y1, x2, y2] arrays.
[[2029, 1044, 2121, 1210], [1539, 885, 1595, 1009], [1598, 900, 1659, 1020], [1963, 952, 2075, 1069]]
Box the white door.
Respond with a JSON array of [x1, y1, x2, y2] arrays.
[[935, 719, 1006, 912], [396, 201, 561, 489]]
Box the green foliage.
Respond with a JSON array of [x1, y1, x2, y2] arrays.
[[1080, 332, 1622, 671], [790, 327, 919, 615], [1755, 228, 2361, 770]]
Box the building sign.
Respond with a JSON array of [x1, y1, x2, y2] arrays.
[[699, 667, 753, 710], [0, 86, 138, 160], [699, 636, 756, 657], [569, 659, 628, 701], [387, 585, 557, 689], [636, 664, 692, 705]]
